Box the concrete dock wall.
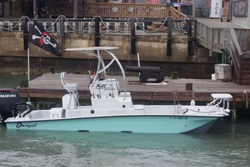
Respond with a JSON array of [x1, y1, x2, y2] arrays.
[[0, 32, 214, 78]]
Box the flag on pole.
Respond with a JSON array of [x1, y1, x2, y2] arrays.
[[29, 21, 62, 57]]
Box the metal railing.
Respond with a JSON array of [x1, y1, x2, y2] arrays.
[[0, 16, 186, 35], [224, 28, 243, 79]]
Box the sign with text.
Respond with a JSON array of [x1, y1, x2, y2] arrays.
[[147, 0, 159, 4]]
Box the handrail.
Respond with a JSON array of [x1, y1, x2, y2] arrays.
[[224, 28, 243, 80], [230, 28, 243, 56]]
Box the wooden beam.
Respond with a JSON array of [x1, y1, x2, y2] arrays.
[[177, 0, 181, 19]]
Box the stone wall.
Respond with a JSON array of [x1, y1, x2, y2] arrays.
[[232, 0, 250, 28]]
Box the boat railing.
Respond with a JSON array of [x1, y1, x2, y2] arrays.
[[205, 99, 223, 112]]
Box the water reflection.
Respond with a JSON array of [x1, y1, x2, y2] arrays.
[[1, 118, 250, 167]]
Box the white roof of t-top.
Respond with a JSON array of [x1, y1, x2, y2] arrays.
[[65, 46, 119, 51], [211, 94, 233, 99]]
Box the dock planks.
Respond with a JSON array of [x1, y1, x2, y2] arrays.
[[17, 74, 250, 105]]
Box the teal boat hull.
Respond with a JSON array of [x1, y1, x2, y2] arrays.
[[6, 115, 218, 133]]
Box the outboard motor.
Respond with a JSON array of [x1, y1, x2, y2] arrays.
[[0, 88, 21, 124]]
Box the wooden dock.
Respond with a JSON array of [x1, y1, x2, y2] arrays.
[[17, 73, 250, 108]]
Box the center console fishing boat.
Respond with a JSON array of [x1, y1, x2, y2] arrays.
[[4, 47, 232, 133]]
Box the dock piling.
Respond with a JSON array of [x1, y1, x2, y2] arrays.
[[187, 18, 193, 57], [95, 17, 100, 48], [59, 17, 65, 54], [131, 17, 136, 55], [167, 17, 173, 57]]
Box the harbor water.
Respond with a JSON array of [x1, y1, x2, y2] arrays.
[[1, 76, 250, 167], [1, 119, 250, 167]]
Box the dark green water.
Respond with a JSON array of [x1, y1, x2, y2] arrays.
[[1, 119, 250, 167], [1, 76, 250, 167]]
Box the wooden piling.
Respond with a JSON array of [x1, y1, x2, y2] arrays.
[[59, 17, 65, 54], [232, 100, 237, 123], [167, 17, 173, 56], [131, 17, 136, 55], [73, 0, 78, 19], [187, 19, 193, 57], [95, 17, 100, 47]]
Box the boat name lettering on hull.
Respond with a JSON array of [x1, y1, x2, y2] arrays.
[[16, 122, 37, 128], [96, 84, 107, 89]]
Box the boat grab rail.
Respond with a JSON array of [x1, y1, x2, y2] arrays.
[[205, 99, 223, 112]]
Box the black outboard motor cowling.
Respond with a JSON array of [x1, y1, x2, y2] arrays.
[[0, 88, 21, 124]]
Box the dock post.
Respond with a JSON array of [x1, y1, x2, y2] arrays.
[[167, 17, 173, 56], [73, 0, 78, 19], [231, 109, 237, 123], [59, 16, 65, 54], [131, 17, 136, 55], [231, 100, 237, 123], [95, 17, 100, 47], [187, 18, 193, 57], [33, 0, 38, 18]]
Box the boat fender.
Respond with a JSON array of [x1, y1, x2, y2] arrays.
[[190, 99, 195, 106], [184, 109, 188, 114], [90, 110, 95, 114]]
